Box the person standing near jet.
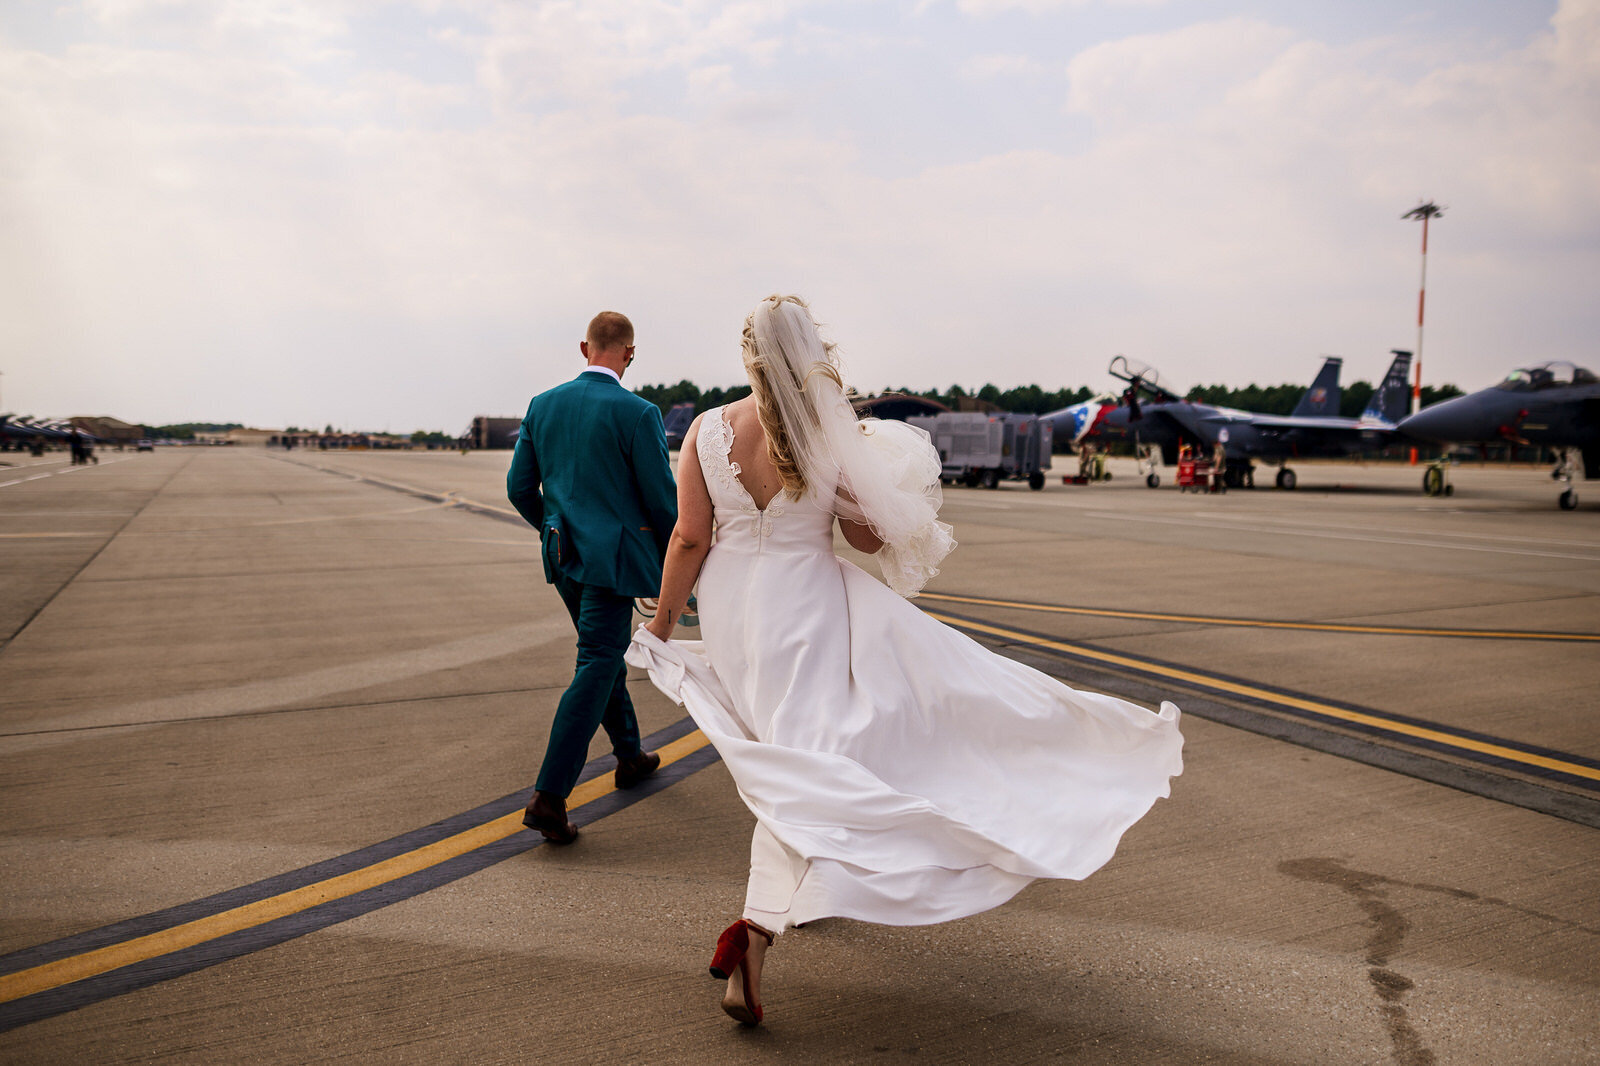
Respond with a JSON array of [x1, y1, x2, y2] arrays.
[[506, 311, 679, 843], [1211, 428, 1229, 492]]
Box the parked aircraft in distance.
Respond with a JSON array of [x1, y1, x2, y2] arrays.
[[1399, 361, 1599, 510], [663, 402, 695, 450], [1044, 351, 1414, 489]]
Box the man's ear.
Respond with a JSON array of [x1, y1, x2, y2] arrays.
[[580, 340, 591, 360]]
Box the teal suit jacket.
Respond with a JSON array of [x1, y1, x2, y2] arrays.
[[506, 370, 678, 598]]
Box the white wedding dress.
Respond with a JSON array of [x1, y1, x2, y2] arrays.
[[626, 406, 1183, 933]]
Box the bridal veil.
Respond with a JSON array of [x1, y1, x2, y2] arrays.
[[743, 295, 955, 597]]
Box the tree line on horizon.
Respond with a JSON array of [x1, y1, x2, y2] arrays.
[[144, 422, 244, 439], [137, 376, 1468, 441], [634, 379, 1465, 419]]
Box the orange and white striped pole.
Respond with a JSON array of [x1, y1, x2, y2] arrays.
[[1403, 201, 1444, 464]]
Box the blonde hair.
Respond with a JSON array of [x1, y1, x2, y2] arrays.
[[741, 294, 843, 500]]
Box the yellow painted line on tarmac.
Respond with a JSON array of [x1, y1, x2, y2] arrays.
[[919, 591, 1600, 643], [0, 728, 711, 1006], [923, 610, 1600, 784]]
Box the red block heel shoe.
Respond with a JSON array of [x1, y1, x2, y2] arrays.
[[708, 919, 773, 1026], [708, 919, 756, 979]]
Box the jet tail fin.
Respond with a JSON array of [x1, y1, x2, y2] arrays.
[[662, 402, 696, 446], [1365, 350, 1413, 423], [1291, 357, 1342, 417]]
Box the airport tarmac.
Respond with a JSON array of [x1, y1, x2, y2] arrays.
[[0, 446, 1596, 1065]]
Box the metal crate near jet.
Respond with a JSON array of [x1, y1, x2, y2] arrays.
[[906, 412, 1053, 490]]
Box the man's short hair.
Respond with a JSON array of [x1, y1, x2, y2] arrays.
[[586, 311, 634, 352]]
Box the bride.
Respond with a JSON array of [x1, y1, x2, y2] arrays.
[[625, 295, 1183, 1026]]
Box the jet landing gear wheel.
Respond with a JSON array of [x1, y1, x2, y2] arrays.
[[1275, 468, 1297, 490], [1422, 462, 1454, 497], [1560, 489, 1579, 510], [1146, 472, 1160, 488]]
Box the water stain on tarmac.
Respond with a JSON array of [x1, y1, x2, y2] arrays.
[[1272, 852, 1598, 1064], [1277, 858, 1435, 1066]]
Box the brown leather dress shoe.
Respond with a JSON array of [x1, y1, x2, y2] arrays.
[[523, 790, 578, 845], [614, 750, 661, 790]]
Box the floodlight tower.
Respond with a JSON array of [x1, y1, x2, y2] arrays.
[[1401, 201, 1444, 416]]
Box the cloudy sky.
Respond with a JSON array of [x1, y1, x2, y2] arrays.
[[2, 0, 1596, 432]]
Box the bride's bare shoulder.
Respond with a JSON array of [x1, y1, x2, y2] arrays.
[[723, 396, 762, 431]]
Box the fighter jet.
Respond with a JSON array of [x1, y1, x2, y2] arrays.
[[1046, 350, 1414, 489], [1398, 361, 1599, 510], [1, 415, 71, 444]]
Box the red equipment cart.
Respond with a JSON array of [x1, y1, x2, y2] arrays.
[[1177, 457, 1214, 492]]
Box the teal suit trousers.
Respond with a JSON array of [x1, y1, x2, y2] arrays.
[[535, 572, 641, 797]]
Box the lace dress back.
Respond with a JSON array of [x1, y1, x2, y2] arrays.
[[695, 405, 834, 554]]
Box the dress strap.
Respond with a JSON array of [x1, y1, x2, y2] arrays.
[[699, 406, 744, 496]]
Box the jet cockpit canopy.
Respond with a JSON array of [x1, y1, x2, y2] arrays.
[[1108, 356, 1182, 403], [1496, 361, 1597, 390]]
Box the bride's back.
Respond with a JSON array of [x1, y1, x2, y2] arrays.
[[696, 401, 837, 555], [721, 398, 789, 512]]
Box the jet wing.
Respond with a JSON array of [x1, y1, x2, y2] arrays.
[[1207, 414, 1397, 432], [1142, 405, 1214, 443]]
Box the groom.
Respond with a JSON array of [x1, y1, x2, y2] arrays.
[[507, 311, 678, 844]]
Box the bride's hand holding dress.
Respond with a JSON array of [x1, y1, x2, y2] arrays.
[[645, 414, 715, 643]]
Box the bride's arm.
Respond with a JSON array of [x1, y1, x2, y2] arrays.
[[835, 485, 884, 554], [838, 516, 884, 554], [646, 416, 714, 641]]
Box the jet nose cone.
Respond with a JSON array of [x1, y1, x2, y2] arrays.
[[1056, 400, 1105, 443], [1400, 395, 1489, 443]]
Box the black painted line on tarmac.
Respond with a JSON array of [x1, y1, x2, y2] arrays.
[[929, 606, 1600, 827], [0, 717, 714, 1032], [998, 640, 1600, 831], [927, 606, 1600, 782], [919, 590, 1600, 643]]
